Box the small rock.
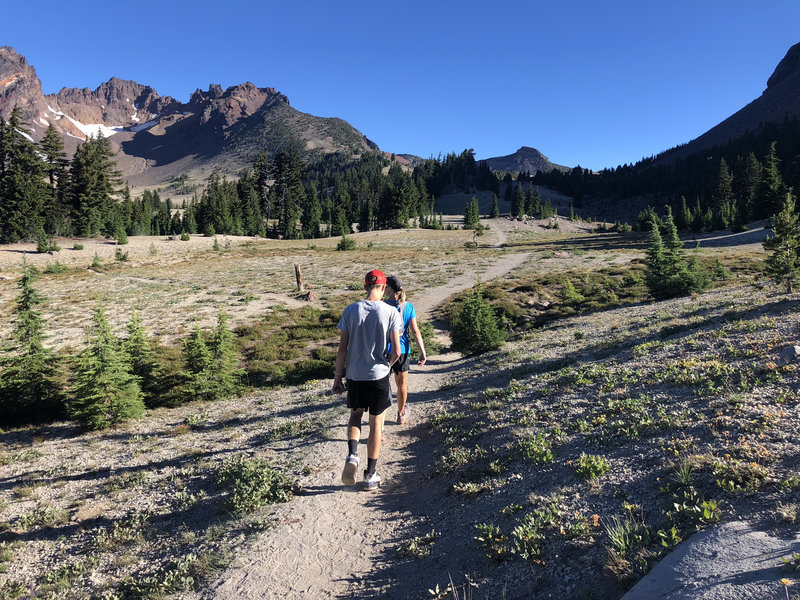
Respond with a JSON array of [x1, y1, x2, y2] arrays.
[[779, 345, 800, 365]]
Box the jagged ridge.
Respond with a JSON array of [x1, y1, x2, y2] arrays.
[[0, 46, 376, 190]]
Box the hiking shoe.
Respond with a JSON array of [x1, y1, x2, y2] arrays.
[[397, 405, 409, 425], [363, 470, 381, 491], [341, 454, 359, 485]]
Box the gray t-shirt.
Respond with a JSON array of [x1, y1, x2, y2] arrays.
[[338, 299, 403, 381]]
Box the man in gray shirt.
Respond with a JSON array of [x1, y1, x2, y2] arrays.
[[333, 269, 402, 490]]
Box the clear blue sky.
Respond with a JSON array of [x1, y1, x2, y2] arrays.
[[3, 1, 799, 171]]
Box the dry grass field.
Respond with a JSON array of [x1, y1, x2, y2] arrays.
[[0, 226, 501, 349]]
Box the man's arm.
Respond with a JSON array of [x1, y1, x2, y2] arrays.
[[332, 330, 349, 394], [388, 329, 401, 367]]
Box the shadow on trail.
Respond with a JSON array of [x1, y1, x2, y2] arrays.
[[296, 484, 339, 497]]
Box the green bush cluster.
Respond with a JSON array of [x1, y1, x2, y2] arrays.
[[449, 283, 507, 355], [215, 455, 294, 515], [645, 207, 709, 299], [336, 234, 357, 250]]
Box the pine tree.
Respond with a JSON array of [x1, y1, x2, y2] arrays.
[[753, 142, 787, 220], [490, 194, 500, 218], [732, 153, 761, 226], [69, 308, 144, 429], [763, 193, 800, 293], [449, 283, 506, 355], [662, 206, 684, 264], [463, 196, 480, 229], [646, 207, 709, 299], [208, 310, 242, 398], [711, 158, 734, 230], [528, 187, 542, 219], [675, 196, 691, 231], [0, 106, 50, 242], [272, 149, 306, 239], [512, 184, 525, 219], [301, 181, 322, 238], [70, 133, 122, 237], [123, 310, 161, 405], [0, 261, 61, 423], [183, 324, 214, 399], [182, 311, 242, 401], [645, 224, 668, 298], [561, 278, 585, 305], [253, 152, 272, 231], [39, 124, 71, 236]]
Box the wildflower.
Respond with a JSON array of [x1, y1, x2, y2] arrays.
[[591, 514, 600, 527], [780, 578, 792, 586]]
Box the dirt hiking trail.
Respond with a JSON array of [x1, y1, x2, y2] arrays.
[[188, 225, 528, 599]]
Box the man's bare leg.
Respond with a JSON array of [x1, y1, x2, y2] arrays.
[[341, 408, 364, 485], [367, 411, 384, 460]]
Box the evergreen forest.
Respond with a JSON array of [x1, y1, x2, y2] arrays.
[[532, 118, 800, 232], [3, 102, 800, 244]]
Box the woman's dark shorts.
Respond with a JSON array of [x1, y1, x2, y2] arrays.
[[390, 353, 411, 374], [347, 374, 392, 415]]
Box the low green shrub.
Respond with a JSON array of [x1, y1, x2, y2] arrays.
[[214, 455, 294, 515], [43, 261, 69, 274], [336, 234, 357, 251], [574, 453, 610, 480]]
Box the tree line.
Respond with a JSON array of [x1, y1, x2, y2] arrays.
[[533, 118, 800, 232], [0, 108, 510, 245]]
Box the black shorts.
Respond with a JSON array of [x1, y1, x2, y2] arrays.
[[346, 374, 392, 415], [391, 353, 411, 374]]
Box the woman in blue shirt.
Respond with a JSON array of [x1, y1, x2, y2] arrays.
[[384, 275, 427, 424]]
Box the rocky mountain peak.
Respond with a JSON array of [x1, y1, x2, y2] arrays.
[[0, 45, 44, 115], [188, 82, 289, 132], [483, 146, 567, 176], [54, 78, 175, 127], [766, 41, 800, 89]]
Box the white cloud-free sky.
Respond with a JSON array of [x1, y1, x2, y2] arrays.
[[4, 0, 800, 171]]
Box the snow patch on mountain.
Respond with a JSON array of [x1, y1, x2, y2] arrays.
[[130, 118, 159, 132], [64, 114, 125, 138]]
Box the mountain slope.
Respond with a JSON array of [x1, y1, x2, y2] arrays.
[[666, 41, 800, 160]]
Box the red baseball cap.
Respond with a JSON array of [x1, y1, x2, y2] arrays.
[[364, 269, 387, 285]]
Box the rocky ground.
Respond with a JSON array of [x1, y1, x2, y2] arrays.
[[1, 219, 799, 600]]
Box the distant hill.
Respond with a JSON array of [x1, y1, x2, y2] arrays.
[[0, 46, 377, 192], [482, 146, 569, 175]]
